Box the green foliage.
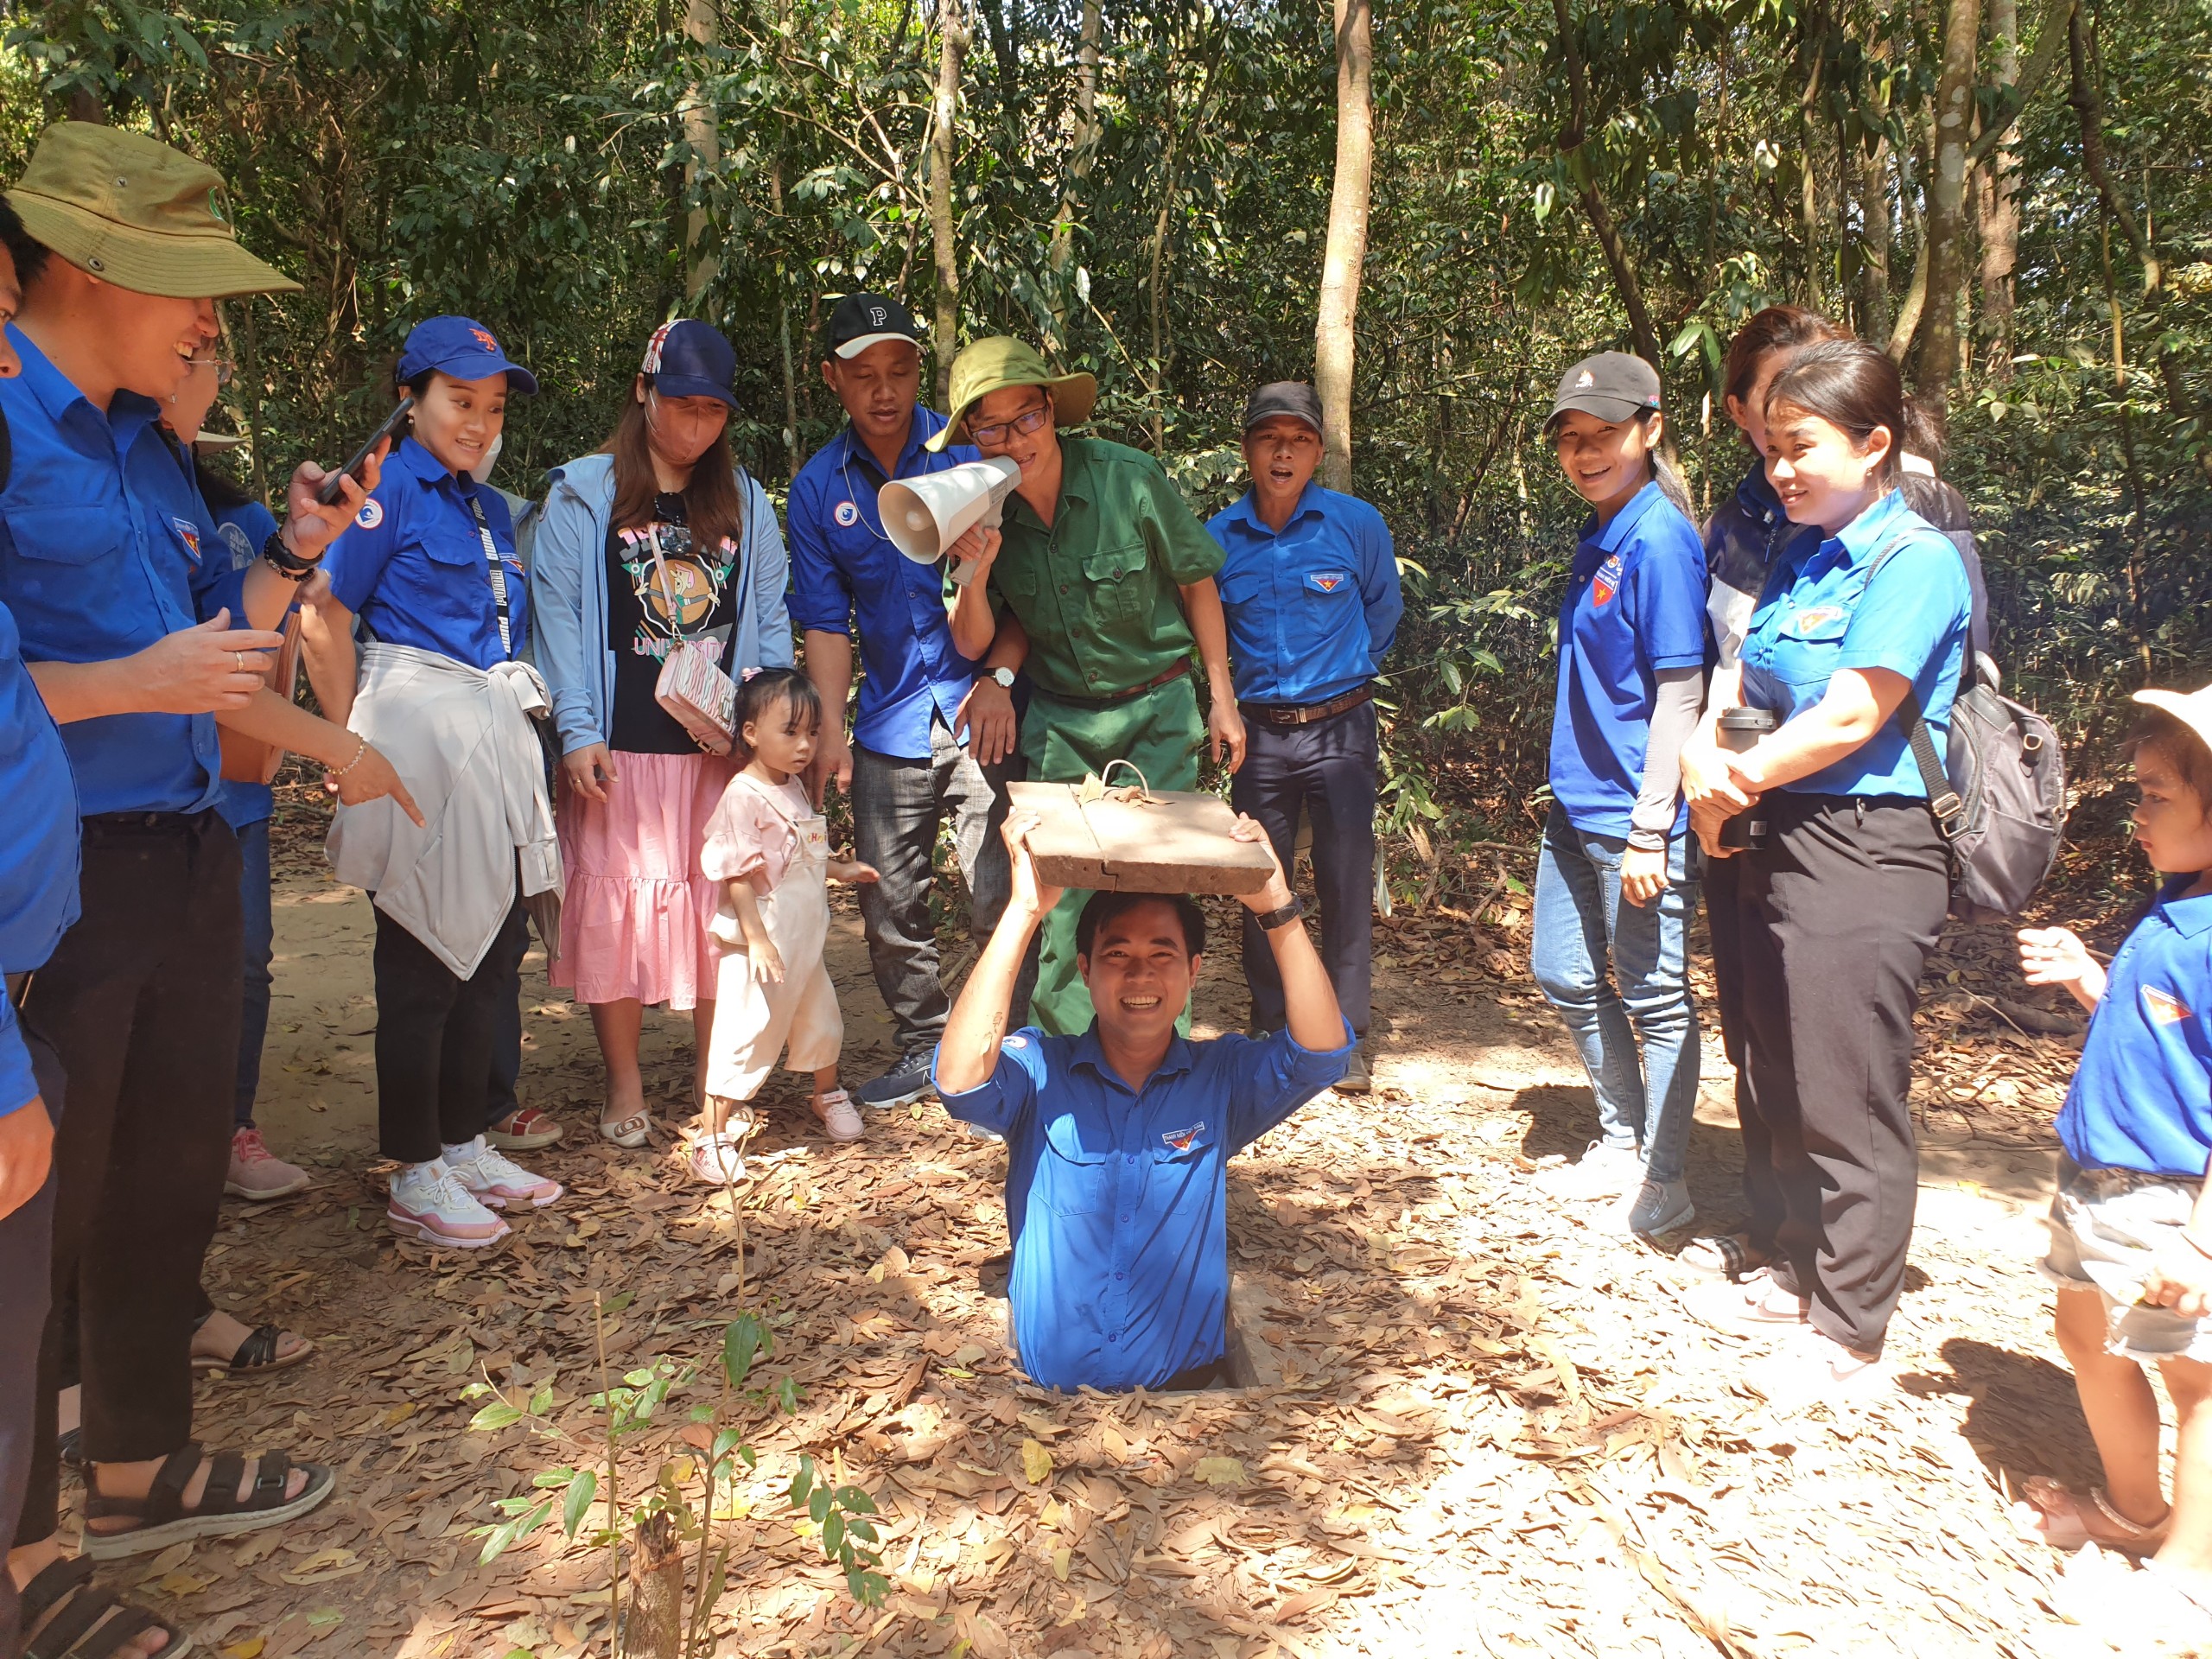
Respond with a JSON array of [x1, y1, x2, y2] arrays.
[[788, 1454, 889, 1608]]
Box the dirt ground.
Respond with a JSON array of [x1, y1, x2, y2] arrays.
[[73, 791, 2184, 1659]]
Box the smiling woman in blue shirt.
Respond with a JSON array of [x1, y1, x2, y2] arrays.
[[933, 814, 1351, 1393], [1527, 353, 1707, 1244], [302, 316, 567, 1253], [1210, 381, 1400, 1095], [1684, 340, 1969, 1406]]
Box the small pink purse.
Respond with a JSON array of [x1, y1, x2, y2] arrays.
[[646, 527, 737, 754]]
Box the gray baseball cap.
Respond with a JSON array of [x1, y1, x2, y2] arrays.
[[1242, 381, 1324, 435]]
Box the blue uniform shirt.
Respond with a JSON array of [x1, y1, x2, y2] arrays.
[[1209, 483, 1402, 706], [1547, 480, 1707, 839], [322, 436, 527, 670], [0, 598, 81, 1115], [207, 496, 283, 830], [2057, 878, 2212, 1179], [934, 1022, 1351, 1391], [1739, 488, 1967, 799], [0, 324, 232, 817], [786, 410, 982, 761]]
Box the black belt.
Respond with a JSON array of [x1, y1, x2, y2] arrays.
[[1037, 659, 1189, 711], [1238, 683, 1374, 727], [83, 809, 218, 834]]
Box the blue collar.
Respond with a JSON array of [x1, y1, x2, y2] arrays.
[[1736, 458, 1783, 523], [5, 324, 160, 446], [1581, 478, 1669, 556], [1826, 486, 1913, 567], [1068, 1024, 1198, 1095], [836, 405, 949, 482], [391, 435, 483, 500], [1221, 480, 1328, 537], [2157, 875, 2212, 938]]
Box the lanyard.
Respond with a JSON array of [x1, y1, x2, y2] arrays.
[[836, 435, 894, 546], [461, 486, 515, 661]]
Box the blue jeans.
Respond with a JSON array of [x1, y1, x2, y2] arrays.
[[234, 817, 274, 1129], [1529, 803, 1700, 1183]]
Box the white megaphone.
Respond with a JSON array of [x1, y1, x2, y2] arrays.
[[879, 457, 1023, 585]]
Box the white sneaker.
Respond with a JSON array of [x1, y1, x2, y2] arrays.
[[1533, 1140, 1644, 1199], [1618, 1178, 1694, 1236], [442, 1137, 564, 1209], [388, 1162, 510, 1248], [1744, 1325, 1891, 1409]]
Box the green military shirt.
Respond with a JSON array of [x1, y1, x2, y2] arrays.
[[988, 436, 1224, 702]]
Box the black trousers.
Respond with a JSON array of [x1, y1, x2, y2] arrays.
[[486, 912, 530, 1123], [372, 899, 530, 1164], [1725, 793, 1948, 1356], [0, 1033, 60, 1649], [1230, 701, 1377, 1036], [16, 810, 241, 1547]]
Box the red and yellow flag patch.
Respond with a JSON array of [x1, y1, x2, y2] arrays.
[[2142, 985, 2193, 1027]]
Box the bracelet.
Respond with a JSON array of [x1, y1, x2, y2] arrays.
[[327, 736, 367, 779], [261, 528, 321, 581]]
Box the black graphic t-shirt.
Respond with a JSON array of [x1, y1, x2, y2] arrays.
[[606, 493, 743, 753]]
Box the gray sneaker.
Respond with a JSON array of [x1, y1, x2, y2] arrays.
[[1620, 1178, 1694, 1237], [856, 1049, 935, 1109]]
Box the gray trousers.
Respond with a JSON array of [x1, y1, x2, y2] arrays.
[[851, 720, 1034, 1055]]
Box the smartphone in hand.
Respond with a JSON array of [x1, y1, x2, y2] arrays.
[[315, 396, 416, 507]]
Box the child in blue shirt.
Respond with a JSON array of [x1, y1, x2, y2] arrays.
[[2011, 686, 2212, 1636]]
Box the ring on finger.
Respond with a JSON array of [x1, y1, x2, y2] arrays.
[[233, 650, 247, 672]]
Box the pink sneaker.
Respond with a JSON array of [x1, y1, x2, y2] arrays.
[[226, 1127, 311, 1201], [442, 1138, 564, 1209], [814, 1089, 863, 1144], [387, 1163, 509, 1249]]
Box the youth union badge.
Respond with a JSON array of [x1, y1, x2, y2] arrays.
[[354, 498, 385, 531], [170, 518, 203, 564], [834, 500, 860, 528]]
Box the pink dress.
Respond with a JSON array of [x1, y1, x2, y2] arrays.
[[554, 751, 737, 1007]]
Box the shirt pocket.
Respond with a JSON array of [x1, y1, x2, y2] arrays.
[[1144, 1130, 1214, 1211], [1037, 1115, 1116, 1215], [1764, 600, 1853, 693], [1287, 568, 1359, 658], [3, 503, 126, 569], [1082, 541, 1152, 627]]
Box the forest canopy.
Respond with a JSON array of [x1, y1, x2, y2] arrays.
[[3, 0, 2206, 855]]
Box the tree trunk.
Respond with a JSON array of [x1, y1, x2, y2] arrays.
[[680, 0, 720, 300], [928, 0, 966, 405], [1912, 0, 1980, 421], [1859, 126, 1892, 342], [1550, 0, 1664, 385], [2066, 2, 2158, 293], [621, 1510, 684, 1659], [1314, 0, 1374, 493], [1046, 0, 1101, 309], [65, 87, 104, 124], [1976, 0, 2023, 381]]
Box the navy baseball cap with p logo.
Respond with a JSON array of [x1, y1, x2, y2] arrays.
[[826, 292, 924, 359], [641, 319, 739, 410]]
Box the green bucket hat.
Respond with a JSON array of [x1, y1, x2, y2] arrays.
[[6, 122, 301, 300], [926, 335, 1097, 452]]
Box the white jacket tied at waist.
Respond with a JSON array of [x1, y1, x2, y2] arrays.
[[328, 642, 563, 978]]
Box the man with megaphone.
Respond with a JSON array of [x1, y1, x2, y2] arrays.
[[788, 296, 1037, 1115], [931, 336, 1244, 1039]]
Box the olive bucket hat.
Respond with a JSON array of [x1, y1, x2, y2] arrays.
[[926, 335, 1097, 452], [5, 122, 301, 299]]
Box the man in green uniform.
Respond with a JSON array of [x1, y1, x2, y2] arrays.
[[935, 337, 1244, 1036]]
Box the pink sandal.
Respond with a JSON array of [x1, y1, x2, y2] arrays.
[[2013, 1477, 2171, 1555]]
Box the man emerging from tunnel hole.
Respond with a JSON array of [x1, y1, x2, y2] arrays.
[[932, 810, 1352, 1392]]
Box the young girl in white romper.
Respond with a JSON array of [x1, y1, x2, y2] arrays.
[[693, 669, 878, 1181]]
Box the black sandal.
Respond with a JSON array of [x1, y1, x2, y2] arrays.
[[188, 1312, 314, 1375], [79, 1440, 334, 1561], [17, 1555, 192, 1659]]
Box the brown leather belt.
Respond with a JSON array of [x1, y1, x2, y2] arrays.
[[1238, 683, 1375, 727], [1037, 658, 1190, 710]]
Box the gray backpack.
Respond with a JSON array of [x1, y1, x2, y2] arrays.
[[1872, 530, 2065, 922]]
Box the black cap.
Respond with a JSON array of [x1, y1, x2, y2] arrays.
[[1242, 381, 1324, 435], [826, 293, 925, 359], [1545, 351, 1662, 432]]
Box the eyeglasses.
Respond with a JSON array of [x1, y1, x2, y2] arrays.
[[969, 401, 1052, 448], [187, 357, 235, 388]]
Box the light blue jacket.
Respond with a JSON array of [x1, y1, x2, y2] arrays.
[[529, 451, 795, 758]]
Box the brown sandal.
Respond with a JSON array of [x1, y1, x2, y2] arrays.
[[17, 1555, 192, 1658], [79, 1440, 334, 1560]]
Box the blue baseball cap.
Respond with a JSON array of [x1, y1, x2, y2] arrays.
[[640, 319, 739, 410], [396, 315, 539, 396]]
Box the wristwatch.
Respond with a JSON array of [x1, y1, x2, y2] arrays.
[[990, 666, 1016, 690], [1253, 894, 1306, 932]]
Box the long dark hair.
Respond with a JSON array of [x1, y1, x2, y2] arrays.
[[604, 386, 745, 556], [1762, 340, 1913, 489]]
